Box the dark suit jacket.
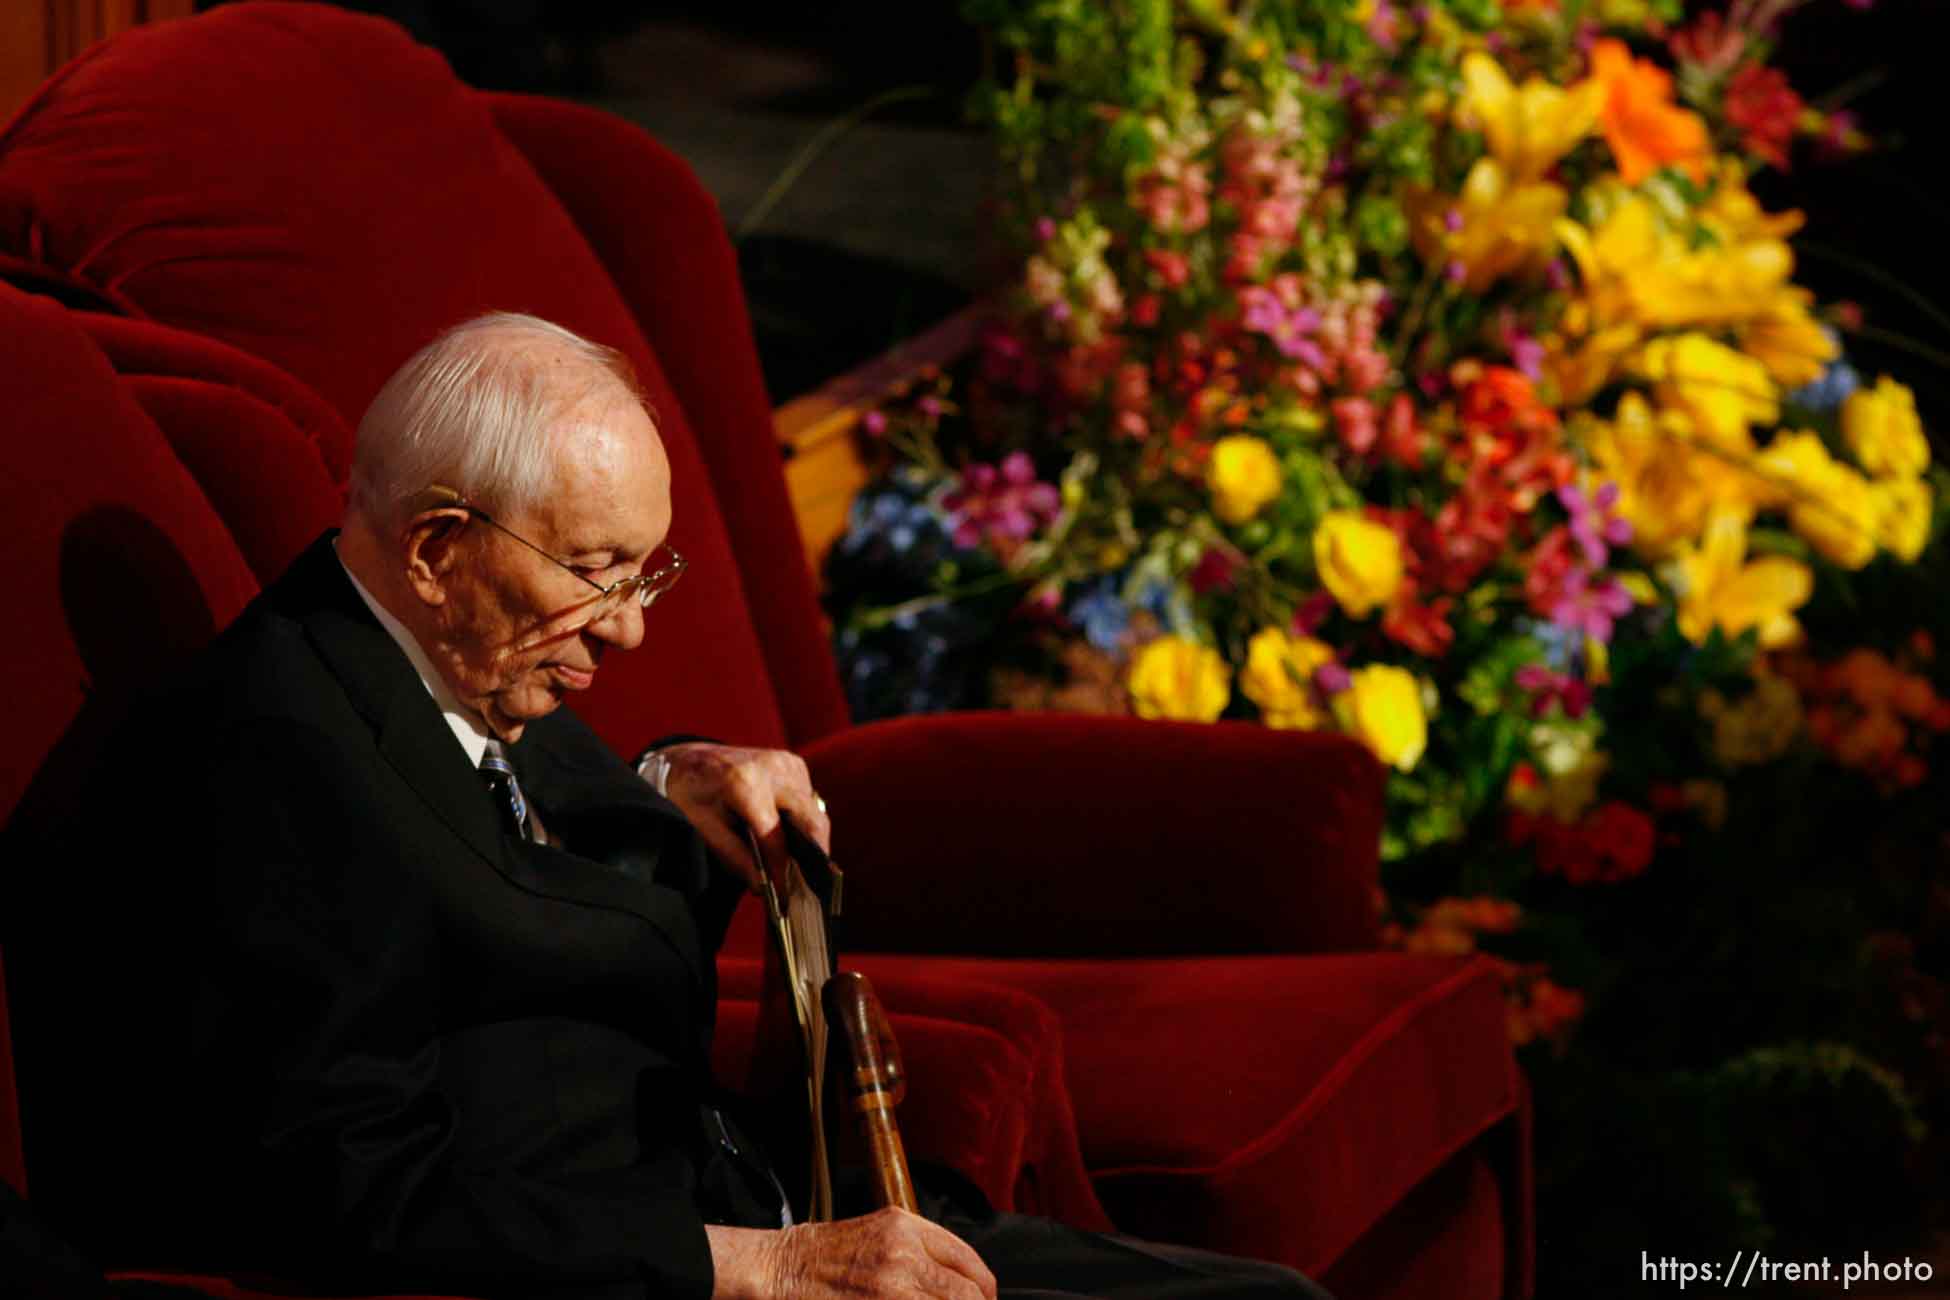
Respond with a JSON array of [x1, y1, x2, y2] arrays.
[[11, 534, 768, 1300]]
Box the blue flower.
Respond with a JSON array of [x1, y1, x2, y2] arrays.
[[1132, 577, 1172, 619], [1523, 618, 1580, 673], [1787, 352, 1860, 414], [1068, 578, 1129, 652], [1130, 576, 1198, 639]]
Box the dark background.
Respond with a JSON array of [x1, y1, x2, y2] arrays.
[[203, 0, 1949, 419]]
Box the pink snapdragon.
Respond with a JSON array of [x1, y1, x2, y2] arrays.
[[1218, 125, 1315, 283], [1135, 153, 1212, 235], [1240, 274, 1326, 364], [1144, 248, 1192, 289]]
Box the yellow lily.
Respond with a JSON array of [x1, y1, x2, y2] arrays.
[[1578, 394, 1758, 558], [1549, 193, 1672, 400], [1458, 51, 1605, 181], [1698, 164, 1804, 245], [1411, 158, 1567, 292], [1737, 293, 1837, 389], [1555, 193, 1666, 320], [1633, 334, 1776, 454], [1550, 174, 1834, 393], [1673, 509, 1813, 649]]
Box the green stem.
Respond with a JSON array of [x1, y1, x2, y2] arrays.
[[1842, 323, 1950, 377], [1795, 241, 1950, 341], [1392, 263, 1444, 371], [852, 568, 1039, 630], [736, 86, 936, 241], [1809, 67, 1887, 113]]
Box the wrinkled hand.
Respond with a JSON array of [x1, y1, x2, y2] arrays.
[[656, 742, 832, 891], [707, 1210, 998, 1300]]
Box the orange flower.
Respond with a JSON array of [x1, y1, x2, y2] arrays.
[[1508, 977, 1587, 1048], [1589, 39, 1712, 185]]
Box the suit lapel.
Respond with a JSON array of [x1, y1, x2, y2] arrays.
[[286, 534, 708, 991], [511, 714, 710, 894]]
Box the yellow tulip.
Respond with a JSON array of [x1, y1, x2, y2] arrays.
[[1333, 665, 1428, 772], [1458, 51, 1605, 182], [1873, 476, 1933, 563], [1241, 628, 1336, 730], [1753, 431, 1880, 569], [1314, 510, 1404, 617], [1844, 376, 1930, 481], [1128, 636, 1231, 722], [1673, 509, 1813, 649], [1208, 435, 1284, 525]]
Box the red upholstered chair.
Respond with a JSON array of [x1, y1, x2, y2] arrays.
[[0, 7, 1530, 1298]]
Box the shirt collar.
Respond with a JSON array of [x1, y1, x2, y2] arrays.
[[335, 541, 495, 769]]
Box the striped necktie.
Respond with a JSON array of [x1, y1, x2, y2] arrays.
[[479, 739, 533, 842]]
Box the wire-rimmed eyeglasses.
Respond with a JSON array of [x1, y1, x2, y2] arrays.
[[427, 483, 687, 618]]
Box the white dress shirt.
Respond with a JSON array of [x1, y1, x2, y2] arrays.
[[336, 543, 494, 770]]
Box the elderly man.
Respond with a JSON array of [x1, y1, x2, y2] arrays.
[[19, 314, 1325, 1300]]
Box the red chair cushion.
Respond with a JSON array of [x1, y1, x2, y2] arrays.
[[858, 952, 1520, 1277], [715, 957, 1112, 1231], [0, 4, 787, 756], [803, 713, 1384, 958]]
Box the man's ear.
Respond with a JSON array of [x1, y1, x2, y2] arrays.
[[401, 507, 473, 606]]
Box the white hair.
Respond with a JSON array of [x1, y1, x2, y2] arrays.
[[348, 312, 644, 527]]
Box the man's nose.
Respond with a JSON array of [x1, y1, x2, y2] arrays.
[[584, 597, 645, 651]]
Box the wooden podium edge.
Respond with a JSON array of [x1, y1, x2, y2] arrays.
[[773, 301, 989, 575]]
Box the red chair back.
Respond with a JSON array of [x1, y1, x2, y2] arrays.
[[0, 2, 848, 759], [0, 7, 866, 1204]]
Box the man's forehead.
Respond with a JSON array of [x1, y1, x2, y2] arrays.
[[541, 402, 671, 541]]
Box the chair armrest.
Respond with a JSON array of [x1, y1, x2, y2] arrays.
[[802, 713, 1384, 957]]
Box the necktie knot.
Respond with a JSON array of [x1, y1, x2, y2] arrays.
[[480, 740, 532, 842]]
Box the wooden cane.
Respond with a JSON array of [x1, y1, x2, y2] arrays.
[[822, 971, 919, 1212]]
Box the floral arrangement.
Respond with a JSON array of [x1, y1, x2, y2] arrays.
[[825, 0, 1945, 1272]]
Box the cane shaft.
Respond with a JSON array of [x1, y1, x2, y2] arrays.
[[823, 971, 919, 1212], [848, 1086, 918, 1212]]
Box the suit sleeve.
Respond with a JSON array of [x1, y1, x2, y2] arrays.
[[176, 720, 717, 1300]]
